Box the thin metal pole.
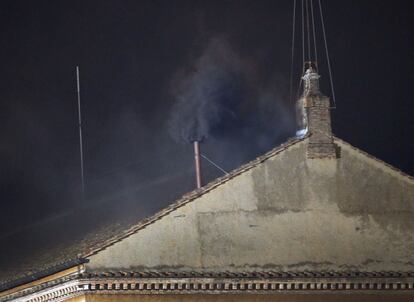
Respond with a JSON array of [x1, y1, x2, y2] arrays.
[[76, 66, 85, 200], [193, 141, 202, 189]]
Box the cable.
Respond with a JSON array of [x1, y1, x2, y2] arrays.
[[318, 0, 337, 108], [295, 0, 305, 100], [305, 0, 311, 62], [289, 0, 297, 104], [301, 0, 305, 71], [201, 154, 229, 175], [310, 0, 318, 67]]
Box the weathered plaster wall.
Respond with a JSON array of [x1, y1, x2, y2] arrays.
[[87, 139, 414, 272]]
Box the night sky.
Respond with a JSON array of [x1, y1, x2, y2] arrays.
[[1, 0, 413, 238]]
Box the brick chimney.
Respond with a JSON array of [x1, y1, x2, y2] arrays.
[[296, 64, 337, 159]]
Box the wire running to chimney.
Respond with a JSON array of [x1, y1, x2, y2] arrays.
[[305, 0, 311, 62], [289, 0, 296, 104], [289, 0, 337, 108], [201, 154, 229, 175], [310, 0, 318, 68], [301, 0, 305, 70], [318, 0, 337, 108]]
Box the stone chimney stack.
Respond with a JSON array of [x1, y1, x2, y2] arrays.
[[296, 64, 337, 159]]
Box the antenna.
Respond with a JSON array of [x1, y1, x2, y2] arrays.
[[76, 66, 85, 201]]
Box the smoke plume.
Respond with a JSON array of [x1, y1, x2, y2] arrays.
[[168, 38, 248, 143], [168, 37, 294, 158]]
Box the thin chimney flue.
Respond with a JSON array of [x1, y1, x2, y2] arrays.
[[193, 141, 202, 189]]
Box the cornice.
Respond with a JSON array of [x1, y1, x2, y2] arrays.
[[3, 271, 414, 302]]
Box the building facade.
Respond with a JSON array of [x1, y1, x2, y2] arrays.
[[1, 67, 414, 301]]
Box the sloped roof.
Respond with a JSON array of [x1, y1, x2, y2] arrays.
[[0, 136, 304, 290], [2, 134, 414, 291], [0, 169, 208, 289]]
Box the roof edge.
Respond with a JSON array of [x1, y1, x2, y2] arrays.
[[334, 136, 414, 183], [0, 258, 87, 293]]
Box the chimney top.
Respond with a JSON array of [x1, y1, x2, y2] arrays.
[[302, 65, 321, 96], [296, 63, 338, 159]]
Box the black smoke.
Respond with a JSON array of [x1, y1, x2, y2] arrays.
[[168, 37, 294, 160]]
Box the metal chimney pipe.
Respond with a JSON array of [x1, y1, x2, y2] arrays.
[[193, 141, 202, 189]]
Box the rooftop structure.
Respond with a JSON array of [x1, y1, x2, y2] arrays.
[[1, 64, 414, 301]]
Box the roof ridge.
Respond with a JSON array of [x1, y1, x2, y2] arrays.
[[82, 136, 306, 258]]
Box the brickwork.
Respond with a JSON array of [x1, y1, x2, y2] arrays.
[[297, 67, 337, 159], [306, 95, 336, 158]]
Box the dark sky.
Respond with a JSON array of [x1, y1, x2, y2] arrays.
[[1, 0, 413, 236]]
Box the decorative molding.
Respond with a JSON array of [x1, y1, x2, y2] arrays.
[[0, 259, 86, 293], [2, 271, 414, 301], [2, 280, 81, 302], [78, 275, 414, 293]]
